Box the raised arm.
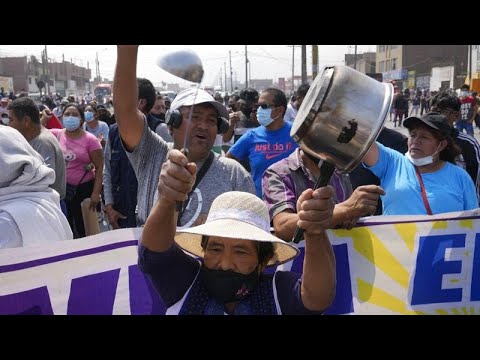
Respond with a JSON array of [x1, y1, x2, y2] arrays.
[[362, 141, 380, 167], [296, 186, 336, 312], [113, 45, 145, 152], [141, 149, 197, 252], [222, 111, 240, 142]]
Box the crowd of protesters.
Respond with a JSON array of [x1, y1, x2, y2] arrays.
[[1, 45, 479, 315]]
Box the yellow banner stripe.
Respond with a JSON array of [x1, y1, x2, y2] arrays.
[[357, 278, 423, 315], [394, 223, 416, 253], [459, 219, 474, 229], [339, 228, 410, 288], [432, 221, 448, 229]]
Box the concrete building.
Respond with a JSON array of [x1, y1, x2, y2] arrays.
[[469, 45, 480, 80], [0, 56, 29, 93], [0, 55, 92, 97], [345, 52, 376, 74], [375, 45, 468, 91], [249, 78, 273, 92]]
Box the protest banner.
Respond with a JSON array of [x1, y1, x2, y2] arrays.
[[1, 210, 479, 315]]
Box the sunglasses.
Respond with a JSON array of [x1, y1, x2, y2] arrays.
[[258, 103, 277, 109]]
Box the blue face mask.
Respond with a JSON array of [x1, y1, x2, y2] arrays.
[[84, 111, 94, 122], [256, 107, 275, 127], [63, 116, 81, 131]]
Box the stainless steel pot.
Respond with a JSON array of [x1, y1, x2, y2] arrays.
[[290, 65, 393, 173]]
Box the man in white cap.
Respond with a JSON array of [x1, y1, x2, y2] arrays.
[[139, 148, 337, 314], [113, 46, 255, 227]]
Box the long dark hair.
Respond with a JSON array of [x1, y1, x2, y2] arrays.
[[62, 102, 85, 122]]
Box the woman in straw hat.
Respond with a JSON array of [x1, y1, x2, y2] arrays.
[[139, 149, 337, 315]]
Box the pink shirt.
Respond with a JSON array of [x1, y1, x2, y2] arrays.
[[50, 129, 102, 185]]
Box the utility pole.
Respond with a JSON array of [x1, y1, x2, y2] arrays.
[[224, 62, 227, 92], [287, 45, 300, 94], [312, 45, 318, 80], [292, 45, 295, 93], [219, 67, 222, 91], [229, 50, 233, 93], [245, 45, 248, 88], [301, 45, 307, 84], [354, 45, 357, 70], [96, 52, 101, 82], [40, 49, 45, 97], [44, 45, 50, 94], [95, 52, 98, 83], [468, 45, 472, 85]]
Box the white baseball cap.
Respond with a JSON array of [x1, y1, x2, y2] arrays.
[[170, 88, 229, 119]]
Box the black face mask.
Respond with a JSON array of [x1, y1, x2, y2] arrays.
[[200, 265, 260, 303], [152, 112, 166, 121]]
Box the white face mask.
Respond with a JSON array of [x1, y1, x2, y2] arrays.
[[1, 116, 9, 125], [405, 145, 441, 167]]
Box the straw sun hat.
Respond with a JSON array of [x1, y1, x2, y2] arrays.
[[175, 191, 299, 266]]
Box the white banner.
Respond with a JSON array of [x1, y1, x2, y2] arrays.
[[1, 210, 479, 315]]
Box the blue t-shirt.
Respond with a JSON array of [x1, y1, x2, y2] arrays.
[[364, 142, 478, 215], [229, 122, 298, 197], [84, 121, 110, 144]]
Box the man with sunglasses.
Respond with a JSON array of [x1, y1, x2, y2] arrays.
[[226, 88, 298, 198]]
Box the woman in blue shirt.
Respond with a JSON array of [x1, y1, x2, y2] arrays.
[[362, 112, 478, 215]]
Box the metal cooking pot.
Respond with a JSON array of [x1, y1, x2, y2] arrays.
[[290, 65, 393, 173]]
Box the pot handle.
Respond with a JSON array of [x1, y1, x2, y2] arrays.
[[292, 161, 336, 243]]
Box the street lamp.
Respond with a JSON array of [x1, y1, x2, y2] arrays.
[[287, 45, 301, 95]]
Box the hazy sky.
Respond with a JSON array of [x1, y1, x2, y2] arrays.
[[0, 45, 376, 88]]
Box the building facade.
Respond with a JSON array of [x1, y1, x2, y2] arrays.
[[345, 52, 376, 74], [376, 45, 468, 91], [0, 56, 92, 97]]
